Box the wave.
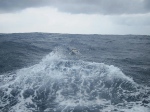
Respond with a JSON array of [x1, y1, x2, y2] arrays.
[[0, 47, 150, 112]]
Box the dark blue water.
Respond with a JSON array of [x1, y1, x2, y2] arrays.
[[0, 33, 150, 112]]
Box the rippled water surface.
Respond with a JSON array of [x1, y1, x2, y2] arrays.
[[0, 33, 150, 112]]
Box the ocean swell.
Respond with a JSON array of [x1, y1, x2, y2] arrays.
[[0, 48, 150, 112]]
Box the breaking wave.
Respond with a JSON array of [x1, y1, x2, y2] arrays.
[[0, 48, 150, 112]]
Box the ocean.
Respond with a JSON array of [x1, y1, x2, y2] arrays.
[[0, 33, 150, 112]]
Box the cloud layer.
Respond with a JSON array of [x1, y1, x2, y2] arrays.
[[0, 0, 150, 15]]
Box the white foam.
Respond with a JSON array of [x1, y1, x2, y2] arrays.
[[0, 49, 149, 112], [122, 106, 150, 112]]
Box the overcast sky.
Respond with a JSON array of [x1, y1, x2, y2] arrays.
[[0, 0, 150, 35]]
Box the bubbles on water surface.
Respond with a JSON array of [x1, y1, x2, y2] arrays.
[[0, 48, 150, 112]]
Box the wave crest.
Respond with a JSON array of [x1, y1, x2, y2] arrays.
[[0, 48, 149, 112]]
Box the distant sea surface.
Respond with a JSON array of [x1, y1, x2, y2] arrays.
[[0, 33, 150, 112]]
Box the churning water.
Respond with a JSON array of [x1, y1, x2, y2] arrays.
[[0, 33, 150, 112]]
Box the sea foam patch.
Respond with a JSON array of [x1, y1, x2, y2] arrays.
[[0, 48, 150, 112]]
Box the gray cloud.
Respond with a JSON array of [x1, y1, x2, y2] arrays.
[[112, 14, 150, 26], [0, 0, 150, 14]]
